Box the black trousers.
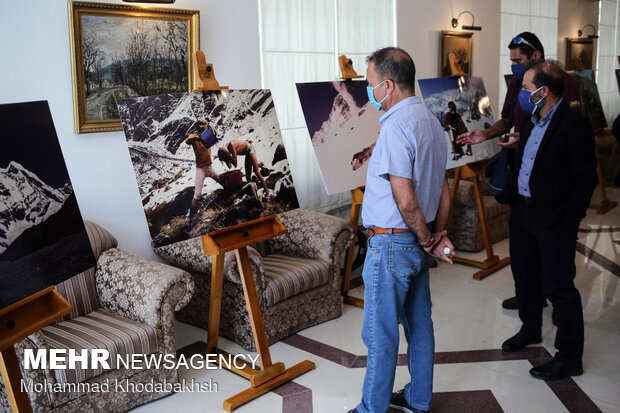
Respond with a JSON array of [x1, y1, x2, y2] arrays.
[[509, 198, 584, 364]]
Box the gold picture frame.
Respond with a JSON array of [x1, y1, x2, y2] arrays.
[[566, 37, 594, 72], [440, 31, 473, 77], [68, 1, 199, 134]]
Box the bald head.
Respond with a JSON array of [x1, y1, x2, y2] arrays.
[[366, 47, 416, 93], [524, 60, 564, 98]]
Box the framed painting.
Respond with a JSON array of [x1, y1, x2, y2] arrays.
[[440, 31, 473, 77], [566, 37, 594, 72], [68, 1, 199, 133]]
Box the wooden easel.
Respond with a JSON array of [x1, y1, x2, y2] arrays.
[[338, 56, 365, 307], [193, 50, 229, 90], [341, 186, 365, 308], [201, 216, 315, 412], [0, 287, 72, 413], [339, 55, 364, 80], [192, 52, 314, 412], [447, 160, 510, 280], [589, 129, 617, 214]]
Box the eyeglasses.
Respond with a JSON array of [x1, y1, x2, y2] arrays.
[[511, 36, 536, 50]]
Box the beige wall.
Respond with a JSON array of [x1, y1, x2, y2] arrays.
[[558, 0, 600, 70], [397, 0, 502, 116]]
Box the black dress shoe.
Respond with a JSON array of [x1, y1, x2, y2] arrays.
[[530, 358, 583, 380], [502, 331, 542, 352], [501, 296, 548, 310], [390, 389, 430, 413]]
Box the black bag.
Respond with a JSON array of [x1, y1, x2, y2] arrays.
[[486, 148, 514, 204]]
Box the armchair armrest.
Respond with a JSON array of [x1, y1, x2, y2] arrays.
[[7, 332, 56, 411], [95, 248, 194, 331], [153, 237, 265, 289], [268, 209, 354, 263]]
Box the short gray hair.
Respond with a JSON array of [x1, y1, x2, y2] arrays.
[[366, 47, 416, 93]]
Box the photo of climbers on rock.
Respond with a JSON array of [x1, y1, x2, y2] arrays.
[[118, 90, 299, 247]]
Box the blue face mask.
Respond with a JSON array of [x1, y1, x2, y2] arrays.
[[511, 63, 525, 80], [518, 87, 544, 114], [367, 80, 390, 111]]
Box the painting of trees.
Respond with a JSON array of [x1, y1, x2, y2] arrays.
[[80, 16, 190, 121]]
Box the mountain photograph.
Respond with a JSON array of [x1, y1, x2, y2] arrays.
[[117, 90, 299, 248], [418, 76, 501, 169], [0, 101, 96, 308], [296, 80, 381, 194]]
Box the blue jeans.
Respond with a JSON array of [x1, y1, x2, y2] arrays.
[[357, 232, 434, 413]]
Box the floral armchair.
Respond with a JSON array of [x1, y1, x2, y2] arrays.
[[0, 221, 194, 413], [154, 209, 355, 351]]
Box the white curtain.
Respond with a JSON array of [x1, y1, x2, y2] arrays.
[[259, 0, 395, 213], [597, 0, 620, 126], [498, 0, 559, 117]]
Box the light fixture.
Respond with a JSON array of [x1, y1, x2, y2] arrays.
[[578, 24, 599, 38], [122, 0, 175, 3], [451, 11, 482, 31]]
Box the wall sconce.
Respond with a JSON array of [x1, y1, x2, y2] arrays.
[[122, 0, 175, 3], [451, 11, 482, 31], [578, 24, 599, 38]]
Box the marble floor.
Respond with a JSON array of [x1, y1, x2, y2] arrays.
[[133, 187, 620, 413]]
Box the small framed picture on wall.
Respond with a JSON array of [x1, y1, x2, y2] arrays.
[[566, 37, 594, 72], [440, 31, 473, 77]]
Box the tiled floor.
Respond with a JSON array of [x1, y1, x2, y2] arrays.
[[133, 187, 620, 413]]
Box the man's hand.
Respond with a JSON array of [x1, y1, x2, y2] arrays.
[[497, 132, 520, 149], [422, 230, 445, 254], [457, 129, 486, 146], [428, 235, 455, 264]]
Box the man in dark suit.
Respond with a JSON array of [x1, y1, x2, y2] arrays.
[[501, 60, 598, 380]]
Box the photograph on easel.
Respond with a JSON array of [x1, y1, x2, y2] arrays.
[[418, 76, 500, 169], [0, 101, 96, 308], [117, 90, 299, 248], [296, 80, 381, 194]]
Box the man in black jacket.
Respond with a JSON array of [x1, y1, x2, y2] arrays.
[[501, 60, 598, 380]]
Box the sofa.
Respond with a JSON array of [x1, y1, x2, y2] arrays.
[[0, 221, 194, 413], [154, 209, 354, 351]]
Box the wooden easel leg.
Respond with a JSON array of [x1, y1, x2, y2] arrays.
[[222, 360, 315, 412], [235, 247, 286, 386], [447, 167, 462, 225], [0, 347, 32, 413], [449, 166, 510, 280], [472, 175, 498, 262], [206, 253, 225, 354], [342, 194, 364, 308]]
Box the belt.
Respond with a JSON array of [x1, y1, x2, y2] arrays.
[[517, 194, 533, 203], [366, 227, 410, 237]]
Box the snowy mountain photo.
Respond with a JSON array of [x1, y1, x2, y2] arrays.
[[418, 76, 501, 169], [117, 90, 299, 248], [296, 81, 381, 194], [0, 101, 96, 308], [0, 161, 71, 254]]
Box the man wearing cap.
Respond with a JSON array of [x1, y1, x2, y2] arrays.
[[347, 47, 454, 413], [502, 60, 596, 379], [458, 32, 582, 312]]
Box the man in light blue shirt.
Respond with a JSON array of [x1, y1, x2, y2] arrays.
[[349, 47, 454, 413]]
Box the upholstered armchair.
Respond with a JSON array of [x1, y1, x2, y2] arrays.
[[447, 178, 510, 252], [0, 221, 194, 413], [154, 209, 355, 351]]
